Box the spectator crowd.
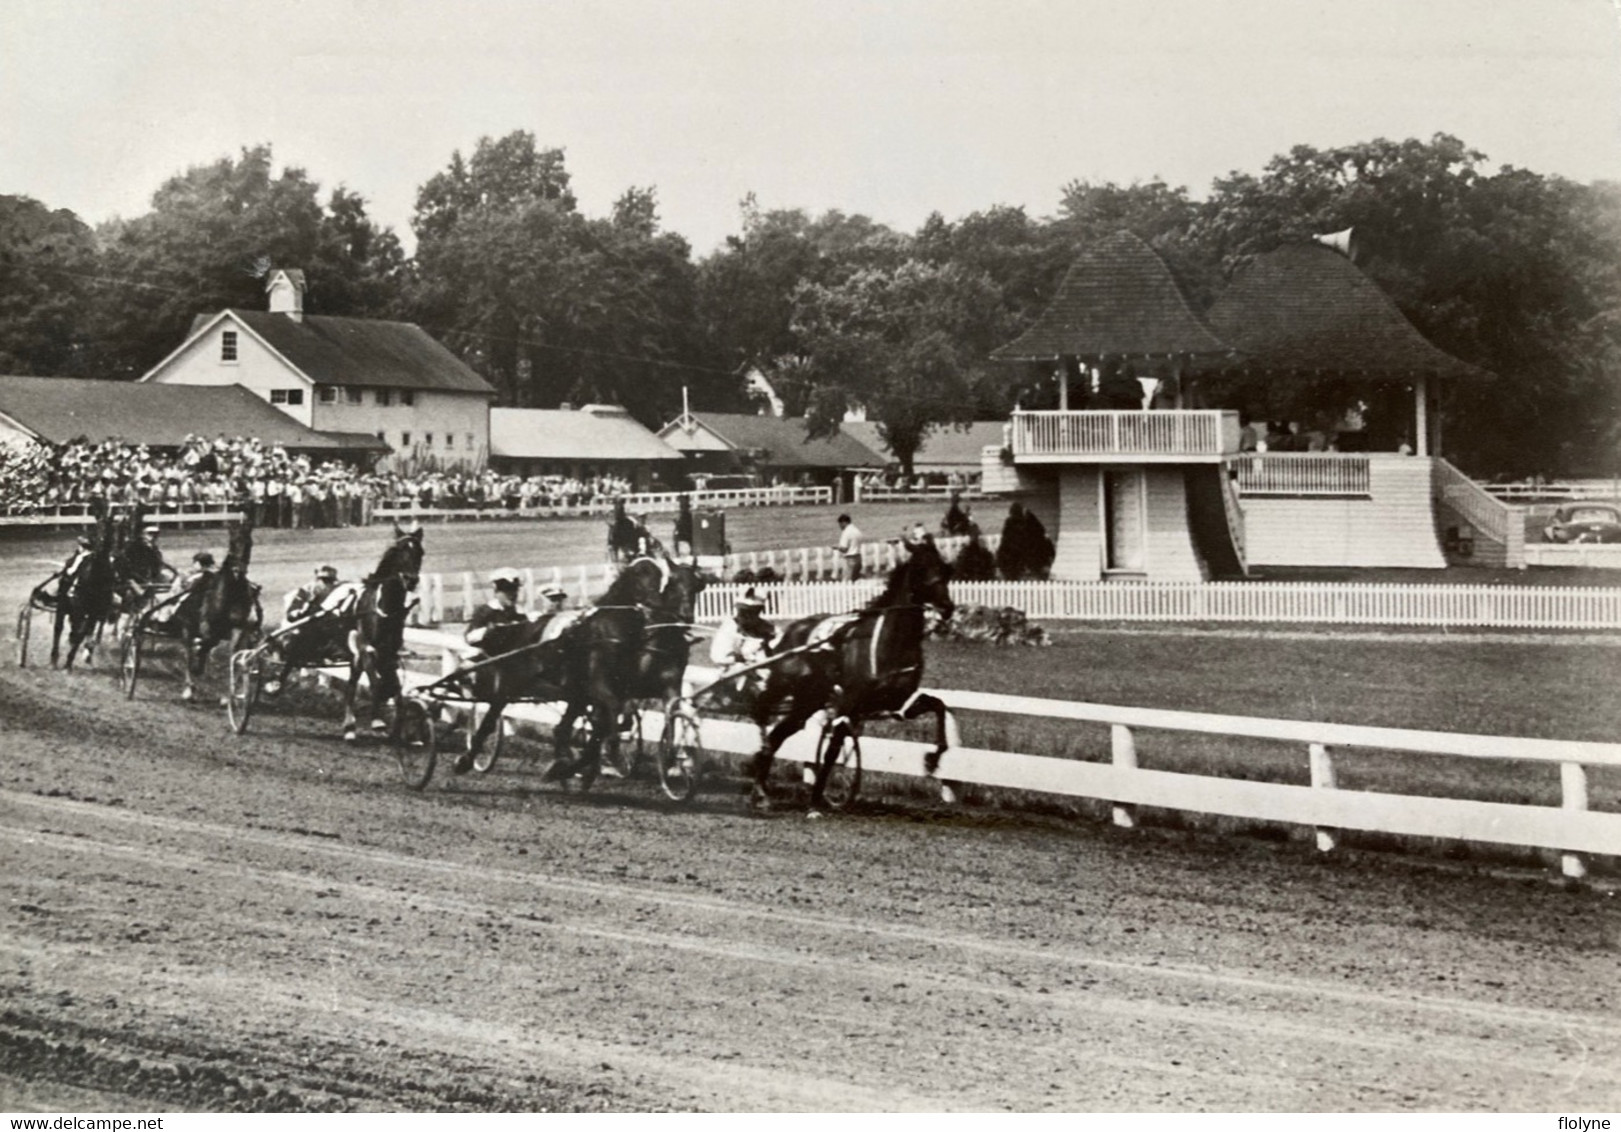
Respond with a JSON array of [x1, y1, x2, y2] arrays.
[[0, 435, 643, 527]]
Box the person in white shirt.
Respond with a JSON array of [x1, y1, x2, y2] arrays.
[[836, 514, 863, 580], [709, 589, 775, 703]]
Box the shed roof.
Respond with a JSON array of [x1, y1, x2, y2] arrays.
[[0, 376, 387, 451], [173, 310, 496, 395], [992, 231, 1234, 362], [490, 405, 682, 462], [659, 413, 885, 469], [1204, 243, 1487, 380], [841, 421, 1006, 470]]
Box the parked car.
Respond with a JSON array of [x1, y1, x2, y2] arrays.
[[1543, 503, 1621, 543]]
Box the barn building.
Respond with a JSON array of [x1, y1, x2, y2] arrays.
[[656, 411, 884, 493], [488, 404, 683, 489], [140, 269, 496, 471]]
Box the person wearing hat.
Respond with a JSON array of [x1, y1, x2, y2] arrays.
[[180, 550, 217, 594], [42, 535, 94, 606], [285, 564, 343, 624], [464, 568, 528, 659], [124, 523, 175, 602], [710, 588, 775, 702], [540, 584, 569, 615]]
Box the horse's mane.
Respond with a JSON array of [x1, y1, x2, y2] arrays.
[[599, 557, 666, 606], [224, 520, 253, 572], [865, 539, 943, 611], [365, 531, 422, 586]]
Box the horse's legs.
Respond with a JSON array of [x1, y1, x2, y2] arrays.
[[897, 691, 957, 776], [544, 702, 580, 780], [750, 700, 822, 811], [340, 652, 366, 741]]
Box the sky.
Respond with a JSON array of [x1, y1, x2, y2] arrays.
[[3, 0, 1620, 257]]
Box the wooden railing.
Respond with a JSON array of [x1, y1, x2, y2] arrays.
[[372, 485, 832, 523], [1228, 453, 1371, 496], [1433, 458, 1525, 565], [396, 627, 1621, 879], [0, 506, 247, 529], [1010, 410, 1239, 459]]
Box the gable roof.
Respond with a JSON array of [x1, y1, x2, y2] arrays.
[[992, 231, 1234, 362], [1204, 243, 1487, 381], [491, 405, 682, 462], [0, 376, 386, 451], [165, 310, 496, 395], [841, 421, 1006, 470], [659, 413, 885, 469]]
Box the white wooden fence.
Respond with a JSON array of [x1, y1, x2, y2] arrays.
[[1524, 543, 1621, 569], [372, 485, 832, 524], [685, 579, 1621, 630], [0, 506, 246, 528], [397, 628, 1621, 879]]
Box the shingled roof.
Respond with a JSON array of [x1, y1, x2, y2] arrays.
[[491, 405, 682, 462], [181, 310, 496, 395], [1205, 243, 1486, 380], [0, 376, 387, 451], [992, 231, 1234, 362], [660, 413, 885, 469], [841, 420, 1006, 470]]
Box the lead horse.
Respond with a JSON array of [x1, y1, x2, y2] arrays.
[[341, 524, 425, 741], [747, 533, 956, 813], [49, 505, 122, 670]]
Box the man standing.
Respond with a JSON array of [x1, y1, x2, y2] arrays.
[[836, 513, 864, 580]]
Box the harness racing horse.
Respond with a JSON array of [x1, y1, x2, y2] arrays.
[[172, 517, 262, 702], [50, 507, 122, 670], [548, 555, 706, 787], [746, 534, 956, 813], [607, 498, 658, 565], [341, 524, 425, 742]]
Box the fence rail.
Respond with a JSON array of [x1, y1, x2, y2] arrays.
[[1228, 453, 1370, 496], [1434, 459, 1522, 559], [397, 627, 1621, 878], [372, 485, 832, 524], [1011, 410, 1238, 459], [0, 506, 246, 529], [1482, 480, 1621, 502]]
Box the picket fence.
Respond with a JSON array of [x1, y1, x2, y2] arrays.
[[396, 628, 1621, 879]]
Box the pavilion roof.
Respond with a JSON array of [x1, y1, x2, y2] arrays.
[[1204, 243, 1487, 381], [991, 231, 1234, 362]]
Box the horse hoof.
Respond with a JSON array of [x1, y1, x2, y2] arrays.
[[747, 786, 772, 814], [342, 729, 357, 744], [218, 696, 230, 709], [940, 782, 959, 805], [370, 719, 388, 733], [451, 753, 474, 776], [181, 688, 194, 702], [924, 750, 944, 777], [805, 809, 825, 821]]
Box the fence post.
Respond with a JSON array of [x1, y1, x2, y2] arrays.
[[798, 548, 809, 582], [1110, 724, 1137, 829], [814, 546, 826, 580], [459, 572, 475, 622], [522, 568, 536, 614], [576, 564, 590, 604], [1561, 762, 1590, 880], [1309, 742, 1338, 853]]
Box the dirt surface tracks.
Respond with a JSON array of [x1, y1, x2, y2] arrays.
[[3, 654, 1620, 1113]]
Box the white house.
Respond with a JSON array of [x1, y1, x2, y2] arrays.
[[140, 269, 497, 470]]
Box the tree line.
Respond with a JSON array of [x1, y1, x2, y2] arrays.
[[1, 132, 1616, 477]]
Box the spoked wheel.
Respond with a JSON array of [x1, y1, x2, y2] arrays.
[[814, 721, 862, 811], [467, 703, 505, 774], [15, 601, 32, 668], [657, 704, 703, 803], [226, 649, 261, 734], [118, 630, 141, 699], [392, 697, 437, 790]]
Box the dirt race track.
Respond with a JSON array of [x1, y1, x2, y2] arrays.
[[3, 653, 1620, 1114]]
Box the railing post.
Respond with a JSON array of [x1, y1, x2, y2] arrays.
[[459, 572, 475, 622], [1110, 723, 1137, 829], [1309, 742, 1338, 853], [522, 568, 536, 614], [1561, 762, 1589, 879]]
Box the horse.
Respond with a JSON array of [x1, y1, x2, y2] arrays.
[[341, 524, 425, 742], [49, 507, 122, 670], [171, 517, 262, 702], [745, 533, 956, 813], [548, 555, 707, 786], [607, 498, 657, 564], [447, 556, 705, 780]]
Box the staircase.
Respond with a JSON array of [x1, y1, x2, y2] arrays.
[[1431, 459, 1526, 568]]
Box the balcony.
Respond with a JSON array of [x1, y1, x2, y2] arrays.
[[1008, 410, 1241, 463]]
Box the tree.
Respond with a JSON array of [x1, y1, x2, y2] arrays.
[[790, 259, 1010, 477], [91, 145, 404, 379], [0, 195, 100, 376]]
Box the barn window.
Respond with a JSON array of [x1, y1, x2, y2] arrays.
[[424, 432, 435, 447], [400, 390, 416, 407], [285, 389, 303, 405], [376, 389, 393, 407], [401, 431, 412, 447], [317, 386, 337, 404], [345, 388, 363, 406], [221, 330, 238, 363]]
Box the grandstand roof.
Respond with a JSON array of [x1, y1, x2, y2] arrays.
[[657, 413, 885, 469], [167, 310, 496, 395], [490, 405, 682, 462], [1204, 243, 1487, 381], [841, 421, 1006, 470], [991, 231, 1233, 362], [0, 376, 387, 451]]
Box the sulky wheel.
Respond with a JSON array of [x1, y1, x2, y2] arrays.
[[392, 697, 437, 790], [15, 601, 32, 668], [815, 722, 863, 811], [468, 703, 505, 774], [117, 630, 141, 699], [226, 649, 261, 734], [656, 704, 703, 804]]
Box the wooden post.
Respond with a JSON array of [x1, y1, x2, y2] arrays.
[[798, 548, 809, 581], [522, 568, 536, 614], [1309, 742, 1338, 853], [1561, 762, 1589, 880], [1110, 723, 1137, 829], [814, 546, 826, 580], [1414, 374, 1430, 456], [460, 572, 475, 622]]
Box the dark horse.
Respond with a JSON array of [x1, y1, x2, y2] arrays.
[[607, 497, 657, 564], [449, 556, 706, 781], [747, 533, 957, 812], [341, 524, 425, 741], [49, 506, 122, 670], [172, 517, 262, 702]]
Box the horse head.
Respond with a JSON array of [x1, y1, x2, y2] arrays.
[[224, 517, 254, 577], [888, 533, 954, 621], [373, 522, 425, 593]]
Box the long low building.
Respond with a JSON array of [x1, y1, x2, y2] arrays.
[[489, 404, 683, 489], [0, 375, 389, 460]]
